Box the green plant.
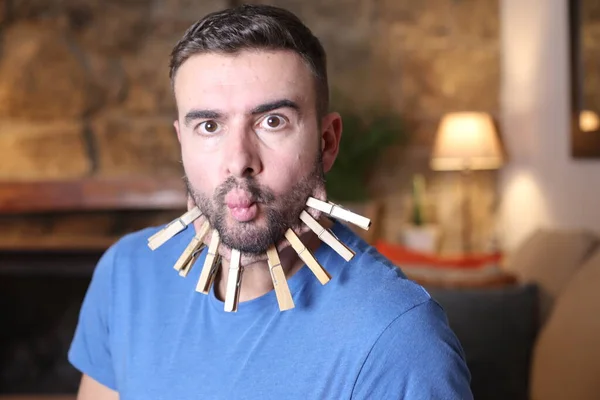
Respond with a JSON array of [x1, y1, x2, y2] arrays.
[[325, 106, 406, 203], [410, 173, 426, 226]]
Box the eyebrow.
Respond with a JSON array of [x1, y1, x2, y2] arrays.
[[183, 99, 301, 128], [250, 99, 300, 115], [184, 110, 221, 127]]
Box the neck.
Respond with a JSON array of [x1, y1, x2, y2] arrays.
[[214, 219, 332, 303]]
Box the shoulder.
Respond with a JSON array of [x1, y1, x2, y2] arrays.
[[105, 223, 195, 265], [310, 224, 472, 398], [326, 226, 472, 398], [325, 222, 434, 320], [350, 299, 473, 399], [108, 225, 165, 258], [92, 223, 195, 288], [308, 222, 449, 352]]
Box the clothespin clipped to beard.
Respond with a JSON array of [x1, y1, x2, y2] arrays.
[[299, 210, 355, 262], [174, 220, 211, 277], [266, 245, 295, 311], [285, 228, 331, 285], [305, 197, 371, 231], [196, 229, 221, 294], [224, 249, 243, 312], [148, 207, 203, 250]]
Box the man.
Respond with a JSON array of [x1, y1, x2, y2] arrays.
[[69, 4, 473, 399]]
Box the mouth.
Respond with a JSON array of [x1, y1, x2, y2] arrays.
[[227, 202, 258, 222], [224, 188, 260, 222]]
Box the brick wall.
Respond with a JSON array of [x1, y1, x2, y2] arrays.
[[240, 0, 501, 252], [375, 0, 500, 252]]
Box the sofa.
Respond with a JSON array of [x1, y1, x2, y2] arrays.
[[379, 228, 600, 400], [503, 228, 600, 400]]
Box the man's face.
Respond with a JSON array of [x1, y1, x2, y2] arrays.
[[173, 50, 327, 254]]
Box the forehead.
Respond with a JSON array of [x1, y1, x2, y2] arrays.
[[173, 50, 316, 113]]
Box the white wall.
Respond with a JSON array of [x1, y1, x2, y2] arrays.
[[499, 0, 600, 251]]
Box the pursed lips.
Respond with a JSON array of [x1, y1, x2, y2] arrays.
[[225, 189, 258, 222]]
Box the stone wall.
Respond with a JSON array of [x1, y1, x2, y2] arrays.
[[0, 0, 500, 252], [0, 0, 229, 180]]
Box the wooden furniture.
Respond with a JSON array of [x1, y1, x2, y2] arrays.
[[0, 178, 187, 252], [0, 396, 76, 400], [569, 0, 600, 157], [0, 178, 186, 213]]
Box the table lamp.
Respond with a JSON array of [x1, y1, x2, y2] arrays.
[[430, 112, 504, 253], [579, 110, 600, 132]]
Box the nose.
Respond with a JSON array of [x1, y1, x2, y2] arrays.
[[223, 127, 263, 179]]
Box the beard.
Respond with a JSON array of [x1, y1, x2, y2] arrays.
[[185, 152, 325, 254]]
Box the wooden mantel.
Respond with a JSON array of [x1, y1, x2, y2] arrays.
[[0, 177, 188, 214], [0, 396, 76, 400]]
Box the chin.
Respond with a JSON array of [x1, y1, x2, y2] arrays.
[[215, 224, 312, 268], [215, 242, 269, 267], [203, 183, 329, 265]]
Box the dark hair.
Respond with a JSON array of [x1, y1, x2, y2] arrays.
[[169, 4, 329, 117]]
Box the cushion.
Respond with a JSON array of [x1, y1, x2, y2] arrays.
[[427, 284, 538, 400], [402, 263, 517, 288], [504, 228, 598, 324], [375, 240, 502, 268], [530, 248, 600, 400], [375, 240, 508, 288]]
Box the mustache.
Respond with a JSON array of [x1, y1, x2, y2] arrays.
[[214, 176, 275, 205]]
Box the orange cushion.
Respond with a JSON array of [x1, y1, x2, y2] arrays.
[[374, 240, 502, 269]]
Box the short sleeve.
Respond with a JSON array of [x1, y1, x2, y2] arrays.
[[68, 244, 118, 390], [351, 299, 473, 400]]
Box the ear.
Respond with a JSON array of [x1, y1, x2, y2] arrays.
[[320, 112, 342, 173], [174, 119, 182, 143]]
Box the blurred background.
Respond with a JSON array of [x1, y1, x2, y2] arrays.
[[0, 0, 599, 399]]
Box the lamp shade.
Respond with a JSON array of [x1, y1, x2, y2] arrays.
[[430, 112, 503, 171]]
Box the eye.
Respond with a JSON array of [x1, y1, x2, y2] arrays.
[[259, 115, 287, 131], [197, 120, 221, 135]]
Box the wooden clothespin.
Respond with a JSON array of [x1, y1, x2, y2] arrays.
[[284, 228, 331, 285], [148, 207, 203, 250], [299, 210, 355, 262], [305, 197, 371, 231], [179, 244, 206, 278], [266, 245, 295, 311], [196, 229, 221, 294], [173, 220, 210, 277], [224, 249, 243, 312]]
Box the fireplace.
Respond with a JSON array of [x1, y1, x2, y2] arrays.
[[0, 179, 186, 396], [0, 252, 97, 394]]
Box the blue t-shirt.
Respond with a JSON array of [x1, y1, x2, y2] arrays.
[[69, 221, 472, 399]]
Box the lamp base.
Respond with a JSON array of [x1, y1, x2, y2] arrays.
[[400, 224, 441, 254], [461, 168, 473, 254]]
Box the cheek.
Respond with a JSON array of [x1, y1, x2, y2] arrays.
[[181, 143, 218, 195], [265, 131, 319, 193], [265, 152, 313, 194]]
